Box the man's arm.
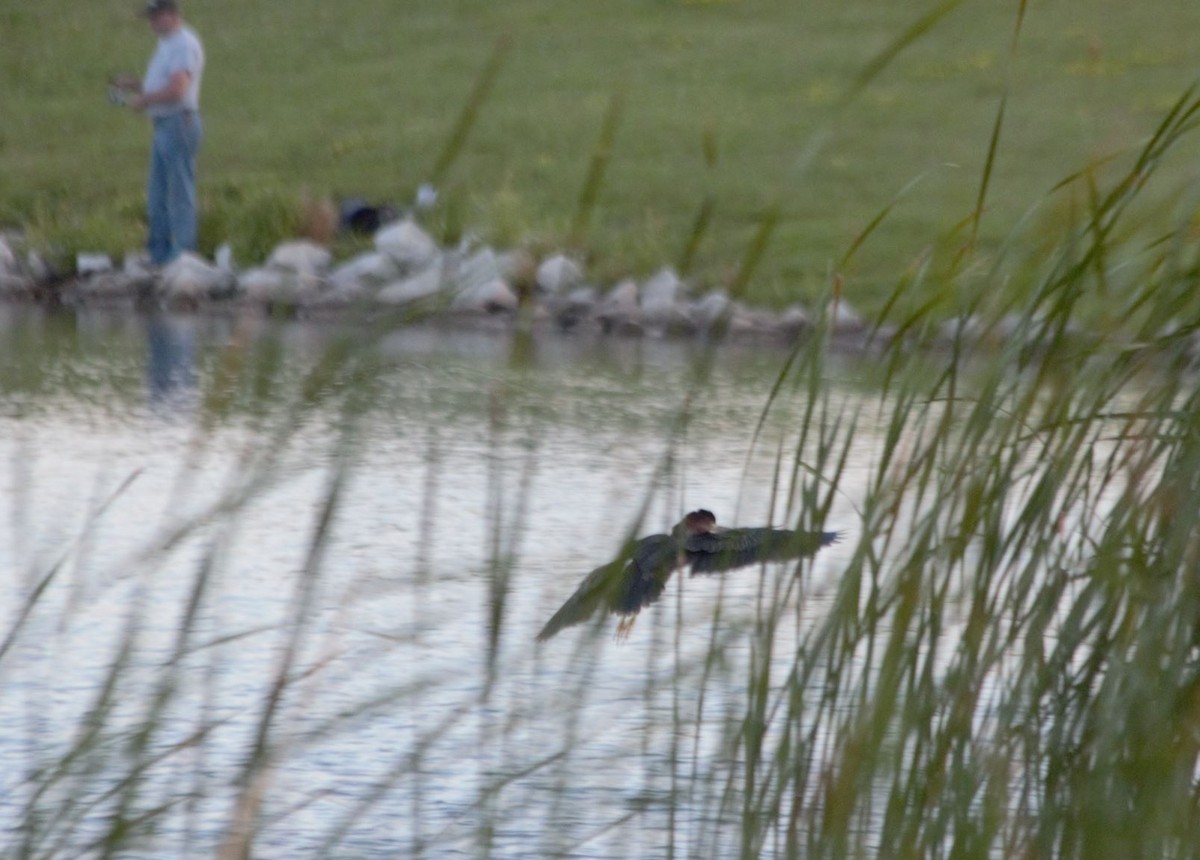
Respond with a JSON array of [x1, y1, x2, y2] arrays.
[[130, 69, 191, 111]]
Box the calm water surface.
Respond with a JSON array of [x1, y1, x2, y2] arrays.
[[0, 307, 888, 857]]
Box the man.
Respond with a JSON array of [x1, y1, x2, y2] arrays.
[[112, 0, 205, 267]]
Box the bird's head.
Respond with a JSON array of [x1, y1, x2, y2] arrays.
[[673, 509, 717, 538]]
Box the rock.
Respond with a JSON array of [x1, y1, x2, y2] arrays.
[[374, 219, 438, 271], [161, 253, 234, 302], [376, 261, 444, 307], [328, 251, 398, 293], [123, 251, 156, 279], [937, 315, 984, 346], [304, 287, 358, 310], [267, 240, 332, 275], [536, 254, 584, 295], [322, 277, 375, 305], [75, 272, 142, 301], [640, 267, 685, 321], [600, 279, 639, 315], [993, 314, 1025, 341], [777, 304, 812, 338], [215, 242, 236, 273], [596, 278, 642, 333], [564, 285, 598, 306], [829, 300, 866, 334], [0, 237, 17, 275], [627, 267, 698, 334], [869, 324, 899, 349], [24, 251, 51, 283], [0, 273, 34, 298], [451, 278, 519, 313], [450, 247, 504, 294], [76, 253, 114, 276], [554, 286, 598, 329], [238, 267, 321, 305], [692, 291, 732, 328], [728, 306, 779, 335]]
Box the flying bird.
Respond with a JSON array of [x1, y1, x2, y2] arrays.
[[536, 509, 839, 641]]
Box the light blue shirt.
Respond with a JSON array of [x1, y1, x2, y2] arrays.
[[143, 24, 204, 118]]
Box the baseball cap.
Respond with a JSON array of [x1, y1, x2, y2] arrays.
[[142, 0, 179, 15]]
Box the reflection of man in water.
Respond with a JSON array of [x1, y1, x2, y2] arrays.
[[146, 314, 196, 404]]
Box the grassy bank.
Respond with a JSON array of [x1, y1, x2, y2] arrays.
[[3, 0, 1200, 311]]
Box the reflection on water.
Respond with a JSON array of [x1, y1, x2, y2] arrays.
[[0, 306, 876, 857], [145, 313, 197, 406]]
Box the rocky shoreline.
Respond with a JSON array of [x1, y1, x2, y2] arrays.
[[0, 219, 893, 348]]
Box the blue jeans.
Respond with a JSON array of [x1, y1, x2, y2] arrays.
[[147, 112, 202, 266]]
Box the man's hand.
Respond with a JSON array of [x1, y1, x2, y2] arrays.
[[109, 73, 142, 93]]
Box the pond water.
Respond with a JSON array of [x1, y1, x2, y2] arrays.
[[0, 306, 887, 858]]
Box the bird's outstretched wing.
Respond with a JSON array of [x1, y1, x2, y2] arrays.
[[535, 558, 629, 642], [536, 534, 681, 641], [685, 528, 839, 574]]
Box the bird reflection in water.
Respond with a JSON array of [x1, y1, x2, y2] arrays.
[[536, 509, 840, 641]]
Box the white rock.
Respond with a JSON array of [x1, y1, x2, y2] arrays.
[[123, 251, 156, 278], [238, 267, 322, 304], [555, 286, 599, 327], [729, 307, 777, 334], [642, 271, 689, 327], [267, 240, 332, 275], [600, 279, 639, 315], [993, 314, 1025, 340], [374, 219, 438, 270], [238, 267, 285, 299], [451, 278, 519, 313], [692, 291, 732, 327], [641, 267, 684, 313], [829, 300, 866, 333], [215, 243, 236, 273], [536, 254, 584, 294], [305, 287, 358, 309], [376, 262, 444, 306], [937, 315, 984, 344], [0, 237, 17, 274], [161, 252, 232, 300], [595, 278, 642, 332], [0, 273, 34, 297], [328, 251, 398, 292], [25, 251, 51, 283], [778, 304, 812, 335], [76, 253, 114, 276], [451, 247, 503, 293], [565, 286, 598, 307]]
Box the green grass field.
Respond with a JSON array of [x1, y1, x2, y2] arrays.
[[3, 0, 1200, 310]]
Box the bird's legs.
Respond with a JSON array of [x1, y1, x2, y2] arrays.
[[615, 614, 638, 641]]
